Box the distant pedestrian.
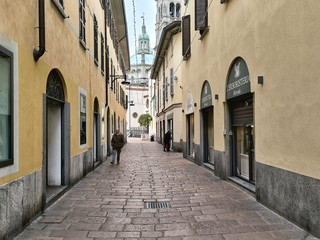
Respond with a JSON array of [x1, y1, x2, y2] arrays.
[[163, 130, 172, 152], [111, 129, 125, 164]]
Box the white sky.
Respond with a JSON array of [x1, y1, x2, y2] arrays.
[[124, 0, 156, 57]]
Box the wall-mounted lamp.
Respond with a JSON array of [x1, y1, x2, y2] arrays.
[[110, 74, 130, 85], [128, 100, 135, 106], [174, 76, 178, 81], [214, 94, 219, 100], [258, 76, 264, 85]]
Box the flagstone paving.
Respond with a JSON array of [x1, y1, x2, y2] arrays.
[[15, 138, 318, 240]]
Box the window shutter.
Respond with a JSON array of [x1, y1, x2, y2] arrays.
[[182, 15, 190, 59], [195, 0, 207, 31], [170, 68, 174, 96]]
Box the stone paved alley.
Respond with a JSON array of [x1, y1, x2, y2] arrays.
[[15, 139, 318, 240]]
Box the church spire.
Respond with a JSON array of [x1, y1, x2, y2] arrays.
[[138, 13, 151, 55], [142, 13, 146, 34]]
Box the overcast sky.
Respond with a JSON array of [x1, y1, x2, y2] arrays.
[[124, 0, 156, 57]]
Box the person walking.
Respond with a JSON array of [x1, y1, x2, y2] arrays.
[[163, 130, 172, 152], [111, 129, 125, 164]]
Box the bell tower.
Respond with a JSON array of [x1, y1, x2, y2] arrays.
[[155, 0, 181, 46]]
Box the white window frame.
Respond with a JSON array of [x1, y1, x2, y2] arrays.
[[79, 87, 87, 148], [0, 34, 19, 177]]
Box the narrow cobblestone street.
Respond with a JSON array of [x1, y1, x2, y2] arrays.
[[15, 139, 317, 240]]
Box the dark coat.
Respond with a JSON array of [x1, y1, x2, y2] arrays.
[[111, 133, 124, 149], [164, 131, 171, 144]]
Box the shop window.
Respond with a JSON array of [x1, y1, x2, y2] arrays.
[[79, 0, 86, 44], [79, 89, 87, 146], [0, 47, 13, 168], [182, 15, 191, 59], [93, 15, 98, 64]]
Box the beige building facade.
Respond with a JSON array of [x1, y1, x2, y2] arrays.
[[151, 21, 183, 152], [0, 0, 129, 238], [152, 0, 320, 237]]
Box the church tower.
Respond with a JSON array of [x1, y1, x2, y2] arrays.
[[126, 16, 154, 136], [155, 0, 182, 46]]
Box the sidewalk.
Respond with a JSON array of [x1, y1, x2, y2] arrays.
[[15, 138, 317, 240]]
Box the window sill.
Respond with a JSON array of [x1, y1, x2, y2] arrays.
[[199, 26, 209, 40], [51, 0, 68, 19], [228, 176, 256, 193], [183, 53, 191, 61], [79, 39, 87, 50], [203, 162, 214, 171]]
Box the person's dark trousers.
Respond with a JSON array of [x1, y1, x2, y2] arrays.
[[116, 148, 121, 163]]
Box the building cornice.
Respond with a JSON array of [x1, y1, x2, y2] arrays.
[[110, 0, 130, 70]]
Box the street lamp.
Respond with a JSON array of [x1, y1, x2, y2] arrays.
[[129, 100, 135, 106], [110, 74, 130, 85]]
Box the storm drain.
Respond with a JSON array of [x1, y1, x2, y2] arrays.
[[145, 201, 170, 209]]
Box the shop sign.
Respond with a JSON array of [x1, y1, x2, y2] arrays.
[[185, 92, 194, 114], [226, 58, 250, 100], [201, 81, 212, 109]]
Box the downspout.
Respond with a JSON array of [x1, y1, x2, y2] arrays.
[[104, 0, 109, 106], [33, 0, 45, 61]]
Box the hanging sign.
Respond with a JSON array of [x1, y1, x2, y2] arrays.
[[226, 58, 250, 100], [185, 92, 194, 114], [201, 81, 212, 109]]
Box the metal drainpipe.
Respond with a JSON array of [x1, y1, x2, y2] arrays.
[[33, 0, 45, 61], [104, 0, 109, 106]]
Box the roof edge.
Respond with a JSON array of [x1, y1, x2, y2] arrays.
[[150, 21, 181, 79]]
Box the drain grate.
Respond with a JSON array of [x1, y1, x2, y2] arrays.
[[145, 201, 170, 209]]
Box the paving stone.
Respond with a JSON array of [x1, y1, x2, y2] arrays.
[[100, 223, 124, 231], [223, 232, 274, 240], [69, 223, 101, 231], [124, 224, 154, 231], [87, 231, 117, 238], [164, 228, 195, 237], [49, 230, 89, 238], [117, 231, 140, 238], [141, 231, 163, 238], [14, 139, 317, 240]]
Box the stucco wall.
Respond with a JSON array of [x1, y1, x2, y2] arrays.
[[181, 0, 320, 179]]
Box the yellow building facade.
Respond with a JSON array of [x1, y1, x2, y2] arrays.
[[153, 0, 320, 237], [0, 0, 129, 238]]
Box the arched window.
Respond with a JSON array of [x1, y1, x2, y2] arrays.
[[47, 70, 65, 102], [176, 3, 181, 17], [169, 2, 175, 17]]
